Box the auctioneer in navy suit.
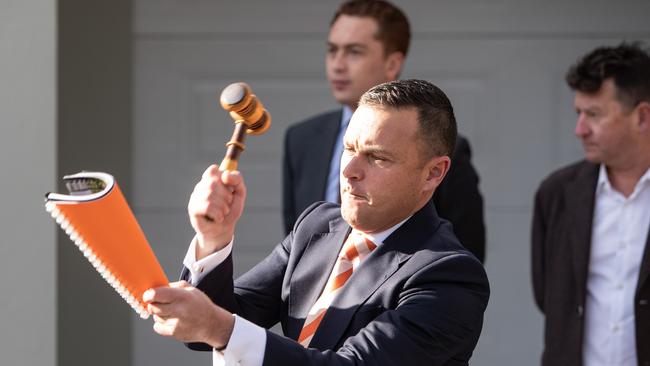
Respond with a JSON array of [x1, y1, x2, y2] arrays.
[[185, 199, 490, 365]]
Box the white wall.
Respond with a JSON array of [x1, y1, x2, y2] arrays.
[[0, 1, 56, 365]]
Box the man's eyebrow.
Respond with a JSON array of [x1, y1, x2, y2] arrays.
[[327, 42, 368, 50], [576, 105, 602, 113], [358, 145, 397, 159]]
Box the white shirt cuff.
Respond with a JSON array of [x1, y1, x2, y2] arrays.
[[213, 315, 267, 366], [183, 235, 233, 285]]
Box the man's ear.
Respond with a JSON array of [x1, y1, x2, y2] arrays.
[[636, 101, 650, 132], [384, 51, 405, 81], [423, 156, 451, 192]]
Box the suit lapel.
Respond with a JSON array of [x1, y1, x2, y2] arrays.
[[287, 216, 349, 340], [310, 200, 440, 350], [564, 162, 599, 305], [635, 226, 650, 295]]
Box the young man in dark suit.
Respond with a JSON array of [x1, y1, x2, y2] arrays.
[[532, 43, 650, 366], [283, 0, 486, 262], [144, 79, 489, 365]]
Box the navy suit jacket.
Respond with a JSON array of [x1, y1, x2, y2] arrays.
[[187, 200, 489, 365], [282, 109, 486, 262], [532, 160, 650, 366]]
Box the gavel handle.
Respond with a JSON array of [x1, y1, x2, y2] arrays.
[[205, 121, 248, 223], [219, 121, 248, 171]]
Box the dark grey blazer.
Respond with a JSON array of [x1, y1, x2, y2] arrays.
[[187, 200, 489, 365], [282, 109, 486, 262], [532, 160, 650, 366]]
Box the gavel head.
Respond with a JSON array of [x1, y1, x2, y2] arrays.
[[220, 82, 271, 135]]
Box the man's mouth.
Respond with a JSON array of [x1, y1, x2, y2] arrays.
[[331, 80, 350, 90], [581, 141, 597, 149], [343, 190, 368, 201]]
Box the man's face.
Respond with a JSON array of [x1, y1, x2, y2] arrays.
[[574, 78, 637, 167], [326, 15, 401, 109], [340, 105, 440, 233]]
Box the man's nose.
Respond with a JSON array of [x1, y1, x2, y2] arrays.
[[341, 155, 363, 181], [575, 114, 590, 138], [331, 51, 346, 72]]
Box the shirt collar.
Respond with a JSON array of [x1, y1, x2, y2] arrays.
[[341, 106, 353, 129], [596, 164, 612, 195], [639, 166, 650, 188], [597, 163, 650, 196], [353, 215, 412, 246]]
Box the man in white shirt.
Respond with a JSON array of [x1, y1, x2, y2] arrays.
[[532, 42, 650, 366], [143, 79, 489, 365]]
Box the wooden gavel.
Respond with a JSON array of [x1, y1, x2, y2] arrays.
[[219, 82, 272, 171]]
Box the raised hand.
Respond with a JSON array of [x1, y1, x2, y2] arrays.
[[188, 165, 247, 259]]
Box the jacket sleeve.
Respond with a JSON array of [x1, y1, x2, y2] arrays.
[[184, 203, 324, 351]]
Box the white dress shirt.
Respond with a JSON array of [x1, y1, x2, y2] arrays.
[[583, 165, 650, 366], [183, 216, 410, 366]]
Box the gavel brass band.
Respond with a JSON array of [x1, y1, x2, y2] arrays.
[[219, 82, 272, 171]]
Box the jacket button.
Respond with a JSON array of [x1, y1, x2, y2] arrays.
[[577, 305, 584, 317], [640, 299, 649, 306]]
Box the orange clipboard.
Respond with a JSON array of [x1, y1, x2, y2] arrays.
[[45, 171, 168, 318]]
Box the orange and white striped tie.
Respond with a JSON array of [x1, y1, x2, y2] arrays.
[[297, 230, 377, 347]]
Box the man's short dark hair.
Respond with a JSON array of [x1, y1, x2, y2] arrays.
[[331, 0, 410, 57], [566, 42, 650, 108], [359, 79, 457, 159]]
